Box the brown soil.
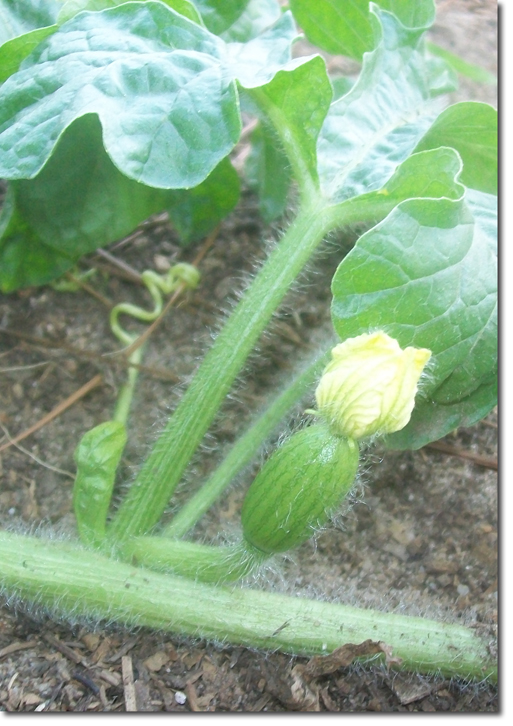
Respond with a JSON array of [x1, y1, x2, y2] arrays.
[[0, 0, 498, 713]]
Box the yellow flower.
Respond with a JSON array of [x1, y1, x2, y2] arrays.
[[315, 332, 431, 440]]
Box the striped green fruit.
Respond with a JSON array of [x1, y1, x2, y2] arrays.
[[241, 423, 359, 554]]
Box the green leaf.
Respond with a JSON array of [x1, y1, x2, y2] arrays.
[[0, 0, 59, 43], [164, 157, 240, 243], [193, 0, 249, 35], [423, 55, 459, 98], [0, 0, 59, 83], [289, 0, 434, 60], [73, 421, 127, 547], [386, 379, 497, 450], [377, 0, 435, 29], [289, 0, 375, 60], [330, 146, 465, 225], [58, 0, 203, 25], [245, 122, 291, 223], [0, 186, 73, 293], [414, 102, 497, 195], [0, 114, 240, 292], [0, 1, 241, 188], [317, 7, 439, 204], [0, 25, 56, 83], [426, 41, 497, 86], [371, 147, 464, 202], [330, 192, 497, 449], [248, 55, 332, 192], [220, 0, 281, 42], [223, 10, 299, 89]]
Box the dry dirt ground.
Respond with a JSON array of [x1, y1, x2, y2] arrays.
[[0, 0, 498, 713]]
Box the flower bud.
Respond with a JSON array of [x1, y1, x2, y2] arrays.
[[315, 332, 431, 440]]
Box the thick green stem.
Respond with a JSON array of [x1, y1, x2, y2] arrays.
[[122, 537, 267, 584], [0, 530, 496, 682], [164, 349, 331, 539], [108, 201, 333, 540]]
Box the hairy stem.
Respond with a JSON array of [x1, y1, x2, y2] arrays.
[[0, 531, 496, 682], [108, 200, 332, 540], [121, 537, 266, 584], [164, 349, 331, 539]]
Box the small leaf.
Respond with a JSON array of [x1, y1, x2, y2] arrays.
[[73, 421, 127, 547], [377, 0, 435, 30], [245, 122, 291, 223], [289, 0, 434, 60], [331, 193, 497, 448], [289, 0, 375, 60], [248, 55, 332, 190], [220, 0, 281, 42], [332, 147, 465, 222], [414, 102, 497, 195], [193, 0, 249, 35], [0, 25, 56, 84]]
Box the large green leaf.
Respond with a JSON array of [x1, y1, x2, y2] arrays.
[[330, 191, 497, 448], [0, 2, 302, 291], [0, 2, 302, 189], [58, 0, 203, 25], [0, 2, 241, 188], [289, 0, 434, 61], [317, 7, 440, 204], [0, 115, 240, 292], [414, 102, 498, 195]]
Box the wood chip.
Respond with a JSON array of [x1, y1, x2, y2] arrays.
[[0, 640, 38, 658], [298, 640, 402, 681], [98, 669, 122, 688], [143, 651, 169, 672], [43, 633, 84, 665], [106, 637, 138, 663], [387, 673, 433, 705], [121, 655, 138, 712]]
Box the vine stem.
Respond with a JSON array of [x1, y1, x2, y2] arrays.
[[0, 530, 496, 682], [108, 199, 334, 540], [163, 349, 331, 539], [112, 345, 144, 426]]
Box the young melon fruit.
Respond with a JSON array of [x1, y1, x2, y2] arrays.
[[241, 424, 359, 554]]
